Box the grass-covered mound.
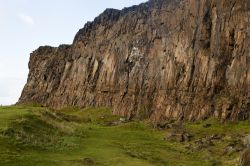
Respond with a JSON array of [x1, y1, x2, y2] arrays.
[[0, 106, 249, 166]]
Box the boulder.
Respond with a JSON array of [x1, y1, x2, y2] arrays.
[[165, 131, 193, 142]]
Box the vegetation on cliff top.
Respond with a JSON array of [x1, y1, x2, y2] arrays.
[[0, 106, 249, 166]]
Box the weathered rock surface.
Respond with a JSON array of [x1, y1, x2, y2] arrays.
[[19, 0, 250, 122], [243, 135, 250, 148], [239, 148, 250, 166]]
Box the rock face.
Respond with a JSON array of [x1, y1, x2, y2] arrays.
[[19, 0, 250, 122], [239, 148, 250, 166]]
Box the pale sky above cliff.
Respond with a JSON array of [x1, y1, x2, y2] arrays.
[[0, 0, 147, 105]]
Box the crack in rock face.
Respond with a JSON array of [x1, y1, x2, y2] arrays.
[[18, 0, 250, 122]]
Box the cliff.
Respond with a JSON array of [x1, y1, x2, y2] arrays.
[[19, 0, 250, 122]]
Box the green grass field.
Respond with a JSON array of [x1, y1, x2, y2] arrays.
[[0, 106, 249, 166]]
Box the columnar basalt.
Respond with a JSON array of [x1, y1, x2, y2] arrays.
[[19, 0, 250, 122]]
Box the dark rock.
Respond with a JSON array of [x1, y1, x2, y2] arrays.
[[82, 157, 95, 165], [18, 0, 250, 122], [165, 131, 193, 142], [156, 121, 175, 130], [210, 134, 223, 140], [156, 122, 168, 130], [194, 137, 215, 150], [203, 124, 212, 128]]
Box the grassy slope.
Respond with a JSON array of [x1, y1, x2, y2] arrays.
[[0, 106, 249, 166]]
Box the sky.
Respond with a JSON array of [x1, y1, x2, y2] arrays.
[[0, 0, 147, 105]]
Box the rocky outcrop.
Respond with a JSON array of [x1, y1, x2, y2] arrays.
[[19, 0, 250, 122]]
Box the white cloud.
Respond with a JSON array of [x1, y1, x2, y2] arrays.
[[18, 13, 34, 26]]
